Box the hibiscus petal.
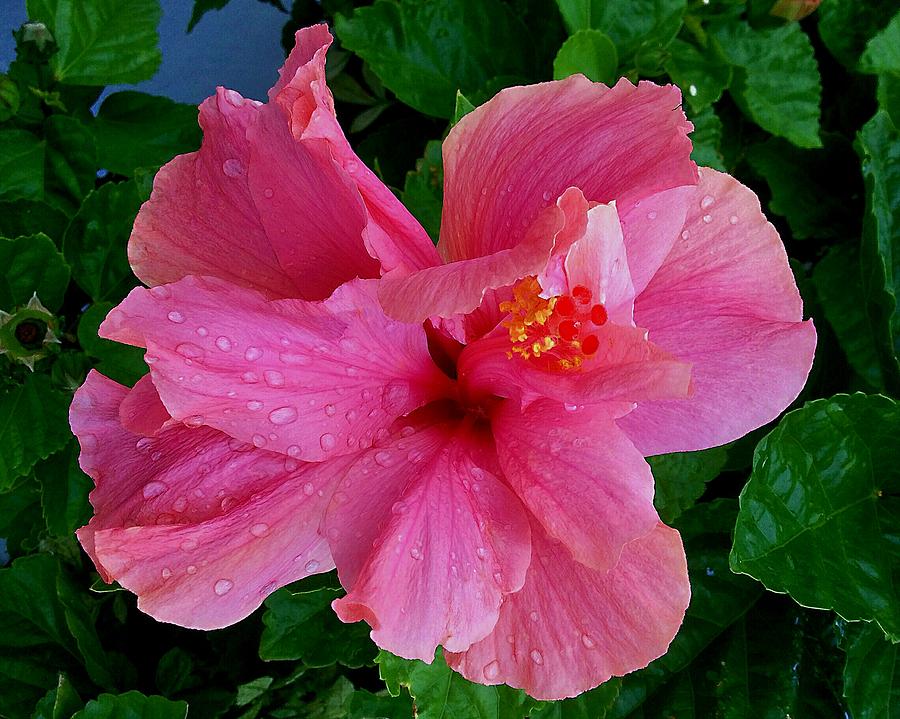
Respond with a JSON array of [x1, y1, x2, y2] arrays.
[[620, 169, 817, 454], [327, 414, 531, 661], [71, 370, 338, 629], [100, 277, 453, 462], [493, 399, 658, 571], [446, 521, 690, 701], [118, 374, 170, 436], [458, 326, 692, 407], [440, 77, 697, 262], [272, 25, 440, 274], [378, 188, 589, 324]]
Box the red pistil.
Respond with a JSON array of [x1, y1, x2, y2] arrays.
[[581, 334, 600, 355], [555, 295, 575, 317], [572, 285, 592, 305], [558, 319, 578, 341], [590, 304, 608, 326]]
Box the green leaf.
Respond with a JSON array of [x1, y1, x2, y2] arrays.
[[77, 303, 148, 387], [453, 90, 476, 126], [0, 476, 43, 559], [857, 111, 900, 389], [346, 689, 414, 719], [72, 692, 187, 719], [35, 442, 92, 538], [0, 130, 44, 202], [43, 115, 97, 215], [817, 0, 896, 70], [0, 375, 70, 492], [711, 21, 822, 148], [843, 622, 900, 719], [401, 140, 443, 244], [334, 0, 535, 118], [63, 181, 141, 303], [530, 680, 621, 718], [746, 136, 857, 240], [730, 393, 900, 640], [377, 649, 538, 719], [813, 245, 884, 390], [648, 446, 728, 524], [0, 233, 69, 312], [687, 106, 725, 171], [861, 11, 900, 75], [664, 39, 731, 112], [555, 0, 685, 61], [0, 201, 69, 246], [260, 585, 376, 668], [31, 674, 83, 719], [553, 30, 618, 84], [92, 92, 201, 177], [25, 0, 162, 85]]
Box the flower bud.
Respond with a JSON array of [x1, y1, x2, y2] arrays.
[[0, 294, 61, 371], [770, 0, 821, 21]]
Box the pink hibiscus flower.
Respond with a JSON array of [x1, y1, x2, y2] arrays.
[[70, 25, 816, 700]]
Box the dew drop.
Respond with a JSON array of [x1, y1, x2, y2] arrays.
[[410, 547, 423, 560], [700, 194, 715, 209], [646, 210, 658, 220], [320, 433, 337, 451], [303, 482, 315, 496], [244, 346, 262, 361], [530, 649, 544, 665], [581, 633, 596, 649], [483, 660, 500, 680], [542, 190, 552, 202], [150, 285, 171, 299], [161, 567, 172, 579], [304, 559, 320, 573], [345, 409, 358, 422], [135, 437, 153, 452], [142, 481, 167, 499], [268, 406, 298, 425], [252, 434, 267, 448], [183, 415, 204, 428], [689, 84, 698, 97], [186, 564, 197, 574], [246, 400, 263, 411], [150, 450, 163, 461], [345, 366, 359, 377], [374, 450, 394, 467], [167, 311, 185, 324], [181, 538, 198, 551], [681, 230, 690, 240], [222, 158, 244, 177], [729, 214, 739, 225], [475, 546, 486, 559], [215, 336, 233, 352], [196, 326, 208, 337], [287, 445, 302, 458], [172, 496, 188, 512], [529, 611, 539, 622], [264, 370, 285, 387], [214, 578, 234, 595], [250, 523, 270, 537], [324, 404, 336, 417], [279, 351, 310, 365], [263, 187, 274, 198], [242, 371, 259, 384], [702, 214, 712, 224], [176, 342, 203, 358]]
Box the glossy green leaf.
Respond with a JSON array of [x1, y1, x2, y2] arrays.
[[401, 140, 443, 244], [861, 11, 900, 75], [553, 30, 618, 84], [31, 674, 83, 719], [0, 233, 69, 312], [260, 586, 376, 668], [843, 622, 900, 719], [711, 21, 822, 148], [43, 115, 96, 215], [72, 692, 187, 719], [0, 130, 44, 202], [817, 0, 896, 70], [648, 446, 728, 524], [731, 393, 900, 640], [555, 0, 685, 61], [0, 375, 70, 492], [687, 106, 725, 171], [0, 201, 68, 246], [377, 649, 538, 719], [92, 92, 201, 177], [77, 303, 148, 386], [63, 180, 141, 303], [35, 441, 91, 538], [813, 245, 884, 390], [531, 680, 621, 718], [664, 39, 731, 112], [346, 689, 413, 719], [335, 0, 535, 118], [858, 111, 900, 389], [25, 0, 162, 85]]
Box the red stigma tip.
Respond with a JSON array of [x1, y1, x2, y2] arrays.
[[581, 334, 599, 355], [590, 304, 608, 326], [555, 296, 575, 316], [558, 319, 578, 341], [571, 285, 592, 304]]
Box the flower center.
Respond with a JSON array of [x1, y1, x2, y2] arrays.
[[499, 276, 607, 371]]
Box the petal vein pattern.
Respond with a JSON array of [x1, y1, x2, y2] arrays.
[[100, 277, 453, 461]]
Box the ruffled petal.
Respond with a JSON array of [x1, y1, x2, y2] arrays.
[[440, 77, 697, 263], [378, 188, 589, 324], [458, 326, 692, 407], [446, 522, 690, 701], [493, 399, 658, 571], [100, 277, 453, 462], [71, 371, 338, 629], [619, 169, 817, 454], [272, 25, 440, 274], [327, 413, 532, 662]]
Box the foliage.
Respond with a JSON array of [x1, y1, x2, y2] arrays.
[[1, 0, 899, 717]]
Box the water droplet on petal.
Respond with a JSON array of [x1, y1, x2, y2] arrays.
[[215, 336, 232, 352], [167, 311, 185, 324], [268, 406, 298, 425], [242, 371, 259, 384], [161, 567, 172, 579], [646, 210, 657, 220], [529, 611, 539, 622], [244, 346, 262, 361], [183, 415, 204, 428], [700, 194, 715, 209], [305, 559, 320, 572], [176, 342, 203, 358], [252, 434, 267, 448], [142, 481, 167, 499], [702, 214, 712, 224], [214, 578, 234, 595], [150, 285, 171, 299], [287, 445, 302, 458], [530, 649, 544, 665], [320, 433, 336, 451], [581, 633, 596, 648], [681, 230, 690, 240], [196, 326, 208, 337], [483, 660, 500, 680], [222, 158, 244, 177], [324, 404, 336, 417], [246, 400, 263, 411], [263, 187, 274, 198], [374, 450, 394, 467], [689, 84, 698, 97], [264, 370, 285, 387], [250, 523, 270, 537], [135, 437, 153, 452], [303, 482, 315, 496], [475, 546, 486, 559], [410, 547, 423, 560], [186, 564, 197, 574], [729, 214, 739, 225]]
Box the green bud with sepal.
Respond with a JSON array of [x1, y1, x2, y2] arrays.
[[0, 293, 61, 371]]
